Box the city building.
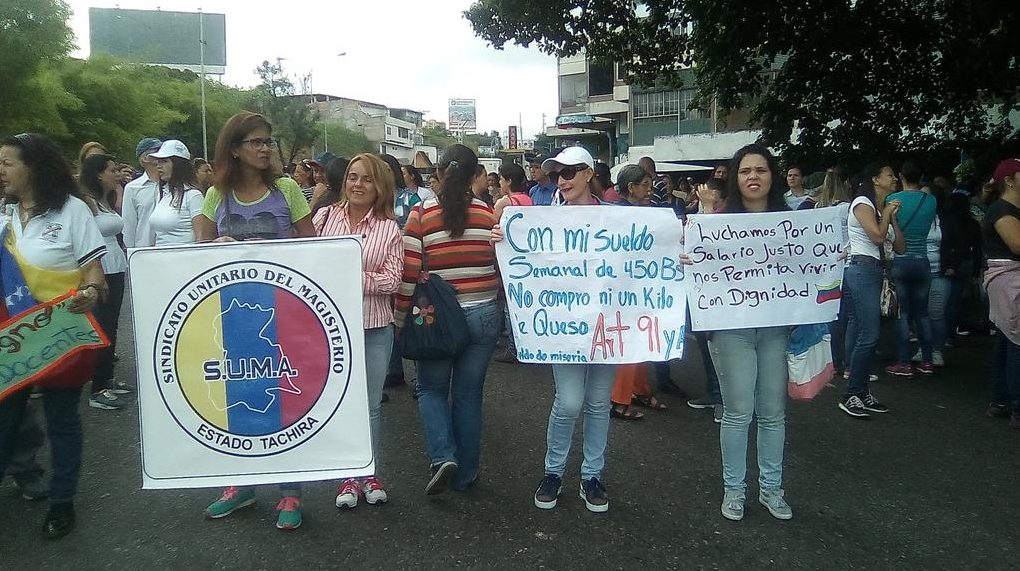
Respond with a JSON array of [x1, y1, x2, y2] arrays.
[[302, 94, 438, 165]]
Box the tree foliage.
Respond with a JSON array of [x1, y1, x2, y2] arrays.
[[249, 61, 321, 165], [322, 123, 376, 159], [465, 0, 1020, 164]]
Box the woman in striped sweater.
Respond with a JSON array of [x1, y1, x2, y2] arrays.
[[395, 144, 500, 495]]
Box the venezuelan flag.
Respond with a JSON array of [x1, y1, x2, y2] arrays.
[[2, 226, 80, 320], [815, 281, 842, 304], [177, 282, 329, 436]]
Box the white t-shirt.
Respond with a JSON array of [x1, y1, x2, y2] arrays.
[[149, 187, 204, 246], [416, 186, 435, 202], [95, 207, 128, 274], [11, 196, 106, 271], [847, 196, 894, 259], [122, 173, 159, 248], [785, 190, 809, 210]]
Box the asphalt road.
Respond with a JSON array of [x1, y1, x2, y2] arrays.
[[2, 313, 1018, 571]]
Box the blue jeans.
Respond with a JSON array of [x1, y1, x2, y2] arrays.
[[843, 259, 883, 396], [990, 329, 1020, 413], [927, 274, 951, 353], [944, 276, 966, 337], [416, 301, 500, 490], [694, 330, 721, 402], [544, 364, 617, 480], [708, 327, 789, 492], [365, 325, 393, 466], [892, 256, 932, 363], [0, 387, 83, 503], [830, 269, 850, 374]]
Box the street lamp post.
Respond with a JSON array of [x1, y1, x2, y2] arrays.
[[198, 8, 208, 159]]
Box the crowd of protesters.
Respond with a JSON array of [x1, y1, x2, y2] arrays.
[[0, 110, 1017, 539]]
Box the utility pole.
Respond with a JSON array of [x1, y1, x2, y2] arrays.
[[199, 8, 208, 159]]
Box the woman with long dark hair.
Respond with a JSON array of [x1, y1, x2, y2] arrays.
[[842, 162, 905, 419], [681, 144, 799, 521], [148, 140, 203, 246], [309, 156, 350, 219], [195, 112, 314, 530], [0, 133, 108, 539], [394, 144, 499, 495], [315, 153, 403, 509], [79, 153, 130, 410]]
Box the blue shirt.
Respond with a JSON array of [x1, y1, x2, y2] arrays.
[[529, 181, 557, 206], [888, 190, 936, 257]]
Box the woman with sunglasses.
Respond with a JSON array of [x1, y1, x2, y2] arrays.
[[491, 146, 616, 512], [293, 159, 316, 202], [195, 112, 315, 531]]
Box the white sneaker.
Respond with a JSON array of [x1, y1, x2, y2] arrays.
[[361, 477, 388, 505], [911, 350, 922, 363], [335, 478, 361, 509], [932, 351, 945, 367]]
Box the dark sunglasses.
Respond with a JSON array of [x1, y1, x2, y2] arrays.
[[550, 164, 588, 182]]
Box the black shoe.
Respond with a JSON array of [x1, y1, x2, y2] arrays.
[[384, 372, 405, 388], [425, 461, 458, 495], [838, 395, 871, 419], [986, 403, 1010, 419], [14, 475, 47, 501], [533, 474, 562, 509], [579, 477, 609, 513], [42, 503, 75, 539], [658, 379, 688, 398], [861, 393, 889, 414]]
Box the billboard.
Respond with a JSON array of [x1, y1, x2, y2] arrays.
[[508, 126, 518, 150], [89, 8, 227, 74], [448, 99, 477, 132]]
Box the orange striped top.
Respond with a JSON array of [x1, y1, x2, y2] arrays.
[[395, 197, 498, 328]]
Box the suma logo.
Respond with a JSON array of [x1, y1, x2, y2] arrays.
[[153, 261, 353, 457]]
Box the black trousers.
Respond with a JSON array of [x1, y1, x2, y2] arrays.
[[91, 272, 125, 392]]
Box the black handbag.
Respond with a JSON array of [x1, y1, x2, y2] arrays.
[[399, 247, 470, 360]]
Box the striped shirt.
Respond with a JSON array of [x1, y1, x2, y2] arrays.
[[314, 203, 404, 329], [395, 198, 498, 328]]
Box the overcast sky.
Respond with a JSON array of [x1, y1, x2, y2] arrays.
[[65, 0, 560, 139]]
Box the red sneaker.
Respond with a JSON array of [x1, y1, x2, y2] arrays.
[[885, 364, 914, 377], [916, 362, 934, 375], [334, 478, 362, 509], [361, 476, 389, 505]]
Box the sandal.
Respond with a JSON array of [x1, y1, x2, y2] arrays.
[[610, 404, 645, 421], [632, 394, 667, 411]]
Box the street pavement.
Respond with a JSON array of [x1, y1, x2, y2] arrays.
[[2, 313, 1018, 571]]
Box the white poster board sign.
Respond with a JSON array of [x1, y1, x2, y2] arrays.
[[129, 237, 371, 489], [685, 209, 846, 331], [496, 206, 687, 364]]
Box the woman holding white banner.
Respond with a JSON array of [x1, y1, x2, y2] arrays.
[[491, 146, 617, 513], [681, 144, 795, 522], [195, 112, 315, 531], [314, 153, 403, 510], [841, 162, 904, 419]]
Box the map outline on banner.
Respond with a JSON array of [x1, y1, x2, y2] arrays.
[[150, 259, 354, 462], [0, 290, 110, 401]]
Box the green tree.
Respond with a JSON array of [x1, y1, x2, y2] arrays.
[[422, 124, 458, 152], [465, 0, 1020, 163], [0, 0, 75, 134], [249, 61, 320, 165], [321, 123, 376, 159]]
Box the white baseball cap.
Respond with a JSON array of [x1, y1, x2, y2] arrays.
[[150, 139, 191, 161], [542, 146, 594, 173]]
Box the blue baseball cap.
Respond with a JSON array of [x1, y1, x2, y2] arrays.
[[135, 137, 162, 159]]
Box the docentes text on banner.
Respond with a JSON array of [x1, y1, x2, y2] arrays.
[[684, 209, 846, 331], [496, 206, 687, 364], [0, 291, 109, 401], [129, 237, 372, 489]]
